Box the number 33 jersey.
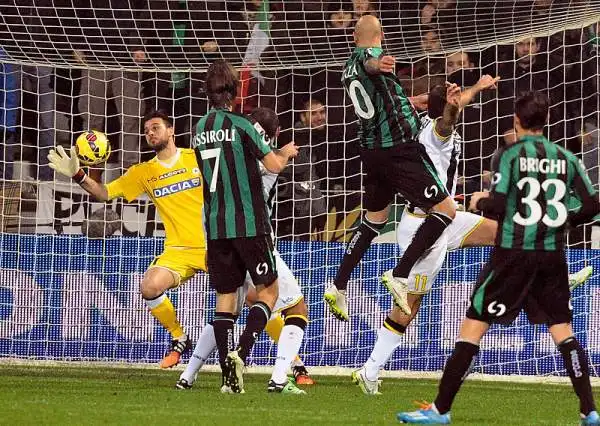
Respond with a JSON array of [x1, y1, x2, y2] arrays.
[[492, 135, 597, 251], [105, 148, 205, 249]]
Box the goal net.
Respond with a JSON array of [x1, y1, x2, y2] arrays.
[[1, 0, 600, 379]]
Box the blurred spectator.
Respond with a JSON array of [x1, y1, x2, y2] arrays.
[[294, 99, 329, 182], [352, 0, 377, 20], [580, 121, 600, 188], [75, 0, 147, 170], [420, 0, 455, 27], [421, 29, 442, 52], [0, 48, 18, 182]]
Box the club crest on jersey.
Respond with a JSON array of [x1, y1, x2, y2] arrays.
[[158, 168, 186, 180], [153, 178, 200, 198]]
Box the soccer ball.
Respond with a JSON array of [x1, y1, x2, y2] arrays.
[[75, 130, 111, 166]]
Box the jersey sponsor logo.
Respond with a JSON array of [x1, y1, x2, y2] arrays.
[[519, 157, 566, 175], [158, 168, 186, 180], [193, 129, 237, 146], [424, 185, 439, 199], [152, 178, 201, 198]]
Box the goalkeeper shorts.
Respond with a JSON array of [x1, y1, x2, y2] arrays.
[[149, 246, 207, 285]]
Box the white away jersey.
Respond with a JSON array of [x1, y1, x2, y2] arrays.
[[418, 115, 462, 197], [259, 162, 278, 218]]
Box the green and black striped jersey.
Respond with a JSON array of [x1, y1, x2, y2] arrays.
[[342, 47, 420, 149], [491, 135, 597, 251], [194, 108, 272, 240]]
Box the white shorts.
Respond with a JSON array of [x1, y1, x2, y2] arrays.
[[396, 210, 484, 294], [242, 249, 304, 316]]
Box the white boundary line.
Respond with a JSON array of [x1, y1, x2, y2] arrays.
[[2, 358, 600, 385]]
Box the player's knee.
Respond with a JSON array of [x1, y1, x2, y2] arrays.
[[389, 307, 413, 327], [256, 281, 279, 308], [140, 279, 164, 300], [284, 299, 308, 318], [365, 208, 389, 224], [431, 197, 456, 219]]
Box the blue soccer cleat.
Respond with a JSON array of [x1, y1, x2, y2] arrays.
[[581, 411, 600, 425], [397, 402, 451, 424]]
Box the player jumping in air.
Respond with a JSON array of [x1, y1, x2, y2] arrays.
[[195, 59, 298, 394], [177, 107, 310, 394], [352, 78, 593, 394], [398, 91, 600, 425], [325, 15, 457, 319]]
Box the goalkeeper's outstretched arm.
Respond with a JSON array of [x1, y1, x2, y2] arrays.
[[48, 146, 109, 201]]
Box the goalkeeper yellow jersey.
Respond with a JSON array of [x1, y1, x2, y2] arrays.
[[106, 148, 205, 249]]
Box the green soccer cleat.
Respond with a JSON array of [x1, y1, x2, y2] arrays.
[[569, 266, 593, 292], [267, 378, 306, 395], [324, 284, 349, 321], [351, 367, 381, 395], [224, 350, 245, 394]]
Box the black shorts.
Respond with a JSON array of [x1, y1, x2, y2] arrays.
[[360, 143, 448, 212], [466, 248, 572, 326], [207, 235, 278, 294]]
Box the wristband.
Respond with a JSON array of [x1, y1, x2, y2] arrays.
[[72, 169, 87, 185]]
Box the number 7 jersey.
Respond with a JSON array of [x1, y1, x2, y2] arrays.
[[194, 108, 273, 240], [492, 135, 597, 250]]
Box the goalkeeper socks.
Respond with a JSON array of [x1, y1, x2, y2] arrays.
[[264, 314, 285, 342], [334, 217, 387, 290], [558, 337, 596, 415], [271, 315, 308, 384], [145, 294, 185, 340], [393, 212, 452, 279], [237, 302, 271, 363], [364, 317, 406, 381], [434, 340, 479, 414], [213, 312, 236, 370], [180, 323, 217, 383]]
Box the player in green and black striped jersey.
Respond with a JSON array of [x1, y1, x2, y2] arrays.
[[326, 14, 458, 322], [397, 91, 600, 424], [195, 59, 298, 394]]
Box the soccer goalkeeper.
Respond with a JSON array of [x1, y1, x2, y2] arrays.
[[47, 111, 315, 382]]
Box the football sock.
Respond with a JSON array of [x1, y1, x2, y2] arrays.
[[558, 337, 596, 415], [265, 314, 285, 342], [180, 323, 217, 383], [145, 294, 185, 340], [237, 302, 271, 363], [213, 312, 236, 370], [434, 341, 479, 414], [333, 217, 387, 290], [364, 317, 406, 381], [393, 211, 452, 279], [270, 315, 308, 384]]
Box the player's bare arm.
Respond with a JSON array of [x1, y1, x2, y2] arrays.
[[47, 145, 109, 201], [364, 55, 395, 74], [262, 141, 299, 174], [459, 75, 500, 109], [434, 83, 461, 138]]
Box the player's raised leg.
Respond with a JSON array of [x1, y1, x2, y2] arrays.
[[141, 266, 192, 368]]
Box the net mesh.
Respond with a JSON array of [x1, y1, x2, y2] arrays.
[[0, 1, 600, 377]]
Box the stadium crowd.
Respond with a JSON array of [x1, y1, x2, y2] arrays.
[[0, 1, 598, 240]]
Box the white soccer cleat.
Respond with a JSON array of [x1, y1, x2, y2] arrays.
[[382, 270, 411, 315], [569, 265, 593, 292], [351, 367, 381, 395], [324, 284, 349, 321]]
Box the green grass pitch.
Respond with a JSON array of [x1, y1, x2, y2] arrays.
[[1, 365, 596, 425]]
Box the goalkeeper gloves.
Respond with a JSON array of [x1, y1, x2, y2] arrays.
[[47, 146, 86, 184]]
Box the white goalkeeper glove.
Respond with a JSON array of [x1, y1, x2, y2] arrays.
[[48, 146, 86, 184]]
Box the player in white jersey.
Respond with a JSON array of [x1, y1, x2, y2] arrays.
[[353, 76, 593, 394], [177, 107, 310, 395]]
